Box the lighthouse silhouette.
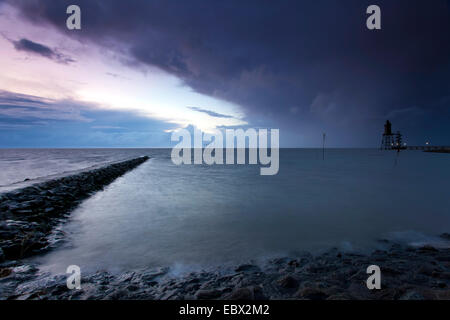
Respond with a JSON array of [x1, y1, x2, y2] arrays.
[[381, 120, 403, 150]]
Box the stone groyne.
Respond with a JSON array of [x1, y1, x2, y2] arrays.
[[0, 156, 149, 262]]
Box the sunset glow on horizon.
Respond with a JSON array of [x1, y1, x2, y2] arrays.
[[0, 3, 246, 145]]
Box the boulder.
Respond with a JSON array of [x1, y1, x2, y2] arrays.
[[195, 289, 222, 299], [226, 287, 254, 300], [419, 245, 439, 253], [399, 290, 424, 300], [0, 268, 12, 278], [235, 264, 260, 273], [295, 287, 329, 300], [277, 275, 299, 289]]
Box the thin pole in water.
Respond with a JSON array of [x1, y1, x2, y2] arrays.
[[322, 133, 326, 160]]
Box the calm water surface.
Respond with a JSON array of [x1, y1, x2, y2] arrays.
[[1, 149, 449, 274]]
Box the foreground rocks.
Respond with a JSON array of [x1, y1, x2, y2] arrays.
[[0, 157, 149, 261], [1, 242, 449, 300]]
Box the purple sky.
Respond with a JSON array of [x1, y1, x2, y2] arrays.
[[1, 0, 450, 147]]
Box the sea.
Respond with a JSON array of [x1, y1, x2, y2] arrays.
[[0, 148, 449, 274]]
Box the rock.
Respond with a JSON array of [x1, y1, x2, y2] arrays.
[[141, 267, 168, 281], [0, 156, 149, 263], [235, 264, 260, 273], [435, 255, 450, 262], [195, 289, 222, 299], [105, 289, 129, 300], [185, 283, 201, 292], [0, 268, 12, 278], [434, 290, 450, 299], [2, 244, 23, 260], [44, 207, 55, 214], [127, 285, 139, 292], [295, 287, 329, 300], [417, 265, 434, 276], [1, 224, 450, 300], [252, 286, 266, 300], [419, 245, 439, 252], [412, 273, 429, 284], [399, 291, 425, 300], [288, 259, 300, 267], [159, 290, 179, 300], [432, 271, 450, 280], [382, 266, 403, 276], [327, 293, 354, 300], [0, 260, 18, 268], [372, 288, 403, 300], [271, 257, 289, 265], [115, 271, 135, 284], [346, 282, 370, 299], [226, 287, 254, 300], [277, 275, 299, 289], [199, 280, 216, 290], [50, 284, 69, 296], [14, 210, 33, 215], [0, 248, 4, 262]]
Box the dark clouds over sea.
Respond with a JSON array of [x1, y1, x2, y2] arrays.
[[4, 0, 450, 146]]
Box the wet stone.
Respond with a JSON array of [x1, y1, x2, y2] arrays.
[[0, 157, 149, 263], [226, 287, 255, 300], [295, 287, 329, 300], [399, 291, 425, 300], [0, 268, 12, 278], [235, 264, 260, 273], [195, 289, 222, 299], [277, 275, 299, 289]]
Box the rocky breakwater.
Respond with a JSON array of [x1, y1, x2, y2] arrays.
[[0, 156, 149, 262]]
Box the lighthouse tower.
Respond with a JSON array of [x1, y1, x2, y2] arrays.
[[380, 120, 405, 150], [381, 120, 394, 150]]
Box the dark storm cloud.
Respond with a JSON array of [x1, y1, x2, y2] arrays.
[[7, 0, 450, 145], [11, 38, 75, 64], [187, 107, 234, 119]]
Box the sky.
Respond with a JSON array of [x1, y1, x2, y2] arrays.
[[0, 0, 449, 147]]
